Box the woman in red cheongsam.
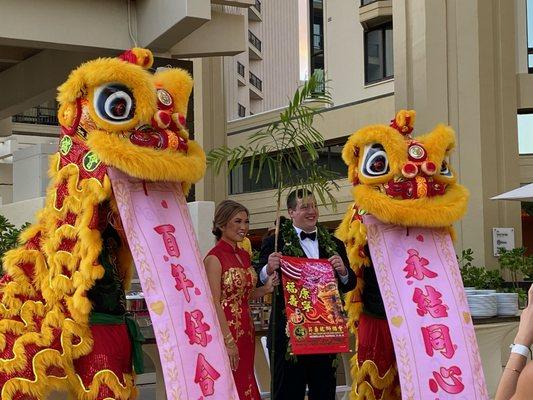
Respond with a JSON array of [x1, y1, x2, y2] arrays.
[[204, 200, 278, 400]]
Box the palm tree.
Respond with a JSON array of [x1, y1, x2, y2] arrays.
[[207, 72, 338, 398]]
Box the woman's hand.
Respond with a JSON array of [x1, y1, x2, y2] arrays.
[[264, 272, 280, 293], [227, 342, 239, 371], [514, 284, 533, 347]]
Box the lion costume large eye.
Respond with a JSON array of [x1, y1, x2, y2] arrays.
[[93, 83, 135, 124], [361, 143, 389, 177]]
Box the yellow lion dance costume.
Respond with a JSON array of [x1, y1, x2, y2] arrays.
[[336, 110, 468, 400], [0, 49, 205, 400]]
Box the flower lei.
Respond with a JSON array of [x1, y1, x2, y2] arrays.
[[280, 219, 338, 258], [279, 219, 339, 364]]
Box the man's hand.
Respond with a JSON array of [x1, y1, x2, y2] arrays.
[[329, 254, 347, 277], [267, 252, 282, 275]]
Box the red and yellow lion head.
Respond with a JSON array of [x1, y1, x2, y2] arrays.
[[56, 48, 205, 186], [342, 110, 469, 227]]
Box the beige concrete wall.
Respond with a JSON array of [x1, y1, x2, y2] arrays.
[[0, 197, 45, 227], [517, 73, 533, 109], [516, 0, 528, 74], [324, 0, 394, 106], [520, 155, 533, 183], [170, 10, 247, 58], [193, 57, 228, 204], [0, 164, 12, 205]]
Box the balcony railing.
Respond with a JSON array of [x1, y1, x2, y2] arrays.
[[254, 0, 261, 13], [248, 30, 262, 52], [12, 107, 58, 126], [237, 61, 245, 77], [249, 72, 263, 92]]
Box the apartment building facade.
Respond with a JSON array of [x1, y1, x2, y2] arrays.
[[220, 0, 300, 120], [217, 0, 533, 268], [0, 0, 531, 268]]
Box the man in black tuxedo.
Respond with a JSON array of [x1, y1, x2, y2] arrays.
[[256, 189, 356, 400]]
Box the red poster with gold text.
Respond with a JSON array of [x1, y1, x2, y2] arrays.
[[280, 256, 350, 355]]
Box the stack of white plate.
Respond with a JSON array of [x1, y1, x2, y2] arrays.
[[494, 292, 519, 316], [466, 293, 498, 318], [474, 289, 497, 295]]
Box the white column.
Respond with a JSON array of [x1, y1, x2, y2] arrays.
[[187, 200, 216, 257]]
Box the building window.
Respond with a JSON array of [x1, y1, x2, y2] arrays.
[[526, 0, 533, 74], [361, 0, 378, 5], [237, 61, 245, 77], [248, 30, 262, 52], [238, 103, 246, 118], [249, 72, 263, 91], [310, 0, 324, 91], [364, 23, 393, 84], [518, 112, 533, 154], [229, 140, 348, 194]]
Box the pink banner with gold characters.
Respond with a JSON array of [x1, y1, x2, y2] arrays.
[[363, 215, 488, 400], [108, 167, 238, 400]]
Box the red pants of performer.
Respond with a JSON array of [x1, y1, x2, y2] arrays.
[[74, 323, 135, 400], [355, 313, 400, 400]]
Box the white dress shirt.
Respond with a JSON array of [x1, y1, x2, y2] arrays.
[[260, 225, 348, 285]]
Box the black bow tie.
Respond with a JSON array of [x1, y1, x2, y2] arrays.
[[299, 231, 317, 241]]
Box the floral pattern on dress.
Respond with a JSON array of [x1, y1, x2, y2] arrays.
[[221, 266, 257, 341]]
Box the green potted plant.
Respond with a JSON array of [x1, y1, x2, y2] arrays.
[[458, 248, 524, 316], [497, 247, 533, 307], [458, 249, 505, 290], [0, 215, 29, 275]]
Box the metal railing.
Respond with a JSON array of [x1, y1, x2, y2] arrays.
[[12, 107, 59, 126], [248, 30, 262, 52], [254, 0, 261, 13], [237, 61, 245, 77], [249, 72, 263, 92]]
